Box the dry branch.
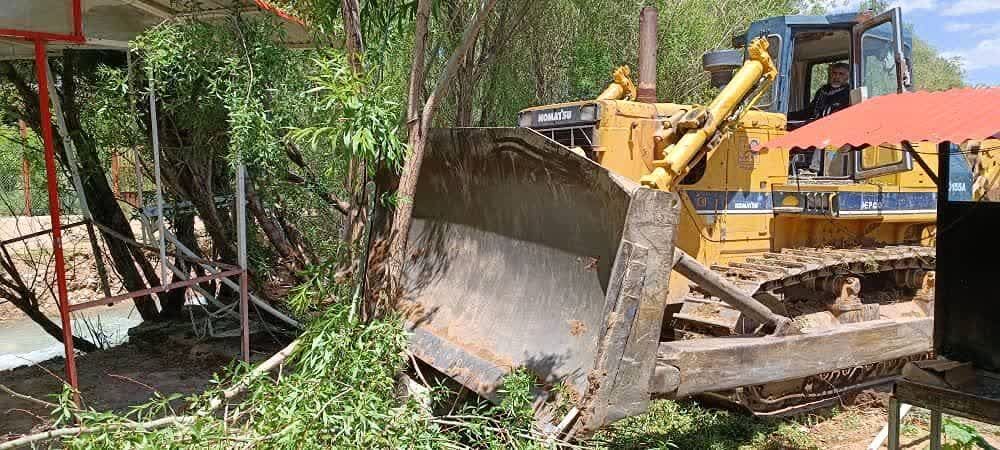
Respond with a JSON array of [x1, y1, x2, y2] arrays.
[[0, 384, 58, 409], [0, 416, 195, 450], [0, 339, 300, 449]]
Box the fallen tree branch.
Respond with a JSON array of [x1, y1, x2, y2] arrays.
[[0, 416, 195, 450], [0, 384, 58, 409], [283, 143, 351, 216], [0, 339, 300, 449], [210, 338, 299, 410]]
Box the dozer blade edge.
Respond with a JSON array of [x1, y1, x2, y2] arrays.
[[401, 127, 680, 433]]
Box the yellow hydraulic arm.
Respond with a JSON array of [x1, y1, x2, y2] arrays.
[[640, 37, 777, 190], [598, 66, 638, 101]]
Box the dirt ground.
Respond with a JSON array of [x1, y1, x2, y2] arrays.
[[783, 395, 1000, 449], [0, 213, 288, 444], [0, 326, 287, 441], [0, 215, 127, 322]]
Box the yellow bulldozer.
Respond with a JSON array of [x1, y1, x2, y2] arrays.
[[399, 6, 999, 435]]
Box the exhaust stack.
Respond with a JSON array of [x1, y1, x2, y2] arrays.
[[637, 6, 658, 103]]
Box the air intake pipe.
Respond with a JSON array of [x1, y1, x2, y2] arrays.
[[637, 7, 658, 103]]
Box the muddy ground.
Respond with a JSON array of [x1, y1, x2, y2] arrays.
[[0, 326, 287, 440], [0, 215, 290, 441]]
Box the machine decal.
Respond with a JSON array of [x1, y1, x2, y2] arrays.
[[528, 104, 588, 127], [737, 149, 760, 170], [688, 191, 938, 215], [947, 148, 974, 202], [835, 192, 937, 215], [687, 191, 773, 214]]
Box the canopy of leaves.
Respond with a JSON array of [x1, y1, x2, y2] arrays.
[[912, 36, 965, 91]]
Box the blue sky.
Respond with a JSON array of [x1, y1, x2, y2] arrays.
[[828, 0, 1000, 86]]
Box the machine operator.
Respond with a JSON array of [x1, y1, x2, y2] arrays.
[[789, 62, 852, 122]]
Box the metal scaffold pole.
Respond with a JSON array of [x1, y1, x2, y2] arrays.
[[236, 163, 249, 362], [148, 67, 169, 291], [34, 40, 79, 405]]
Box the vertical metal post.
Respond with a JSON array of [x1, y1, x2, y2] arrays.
[[134, 148, 150, 243], [34, 40, 79, 405], [126, 51, 152, 244], [148, 68, 168, 290], [887, 397, 901, 450], [44, 59, 90, 217], [930, 410, 942, 450], [236, 163, 249, 362], [45, 59, 112, 300], [111, 153, 120, 197], [19, 120, 31, 216]]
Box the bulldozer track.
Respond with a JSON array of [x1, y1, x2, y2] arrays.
[[702, 245, 934, 297], [671, 245, 935, 416]]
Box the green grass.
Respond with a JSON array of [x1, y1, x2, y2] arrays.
[[592, 400, 818, 450]]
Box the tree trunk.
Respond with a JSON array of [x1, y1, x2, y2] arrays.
[[341, 0, 368, 258], [386, 0, 500, 297], [341, 0, 364, 73], [245, 175, 308, 272], [385, 0, 432, 297], [60, 52, 162, 321], [157, 212, 195, 319]]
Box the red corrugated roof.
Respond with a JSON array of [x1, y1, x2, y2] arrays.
[[758, 87, 1000, 151]]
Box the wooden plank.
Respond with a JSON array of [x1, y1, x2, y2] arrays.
[[653, 318, 932, 397], [895, 378, 1000, 425]]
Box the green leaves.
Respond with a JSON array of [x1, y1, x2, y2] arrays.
[[943, 418, 997, 450], [288, 52, 408, 174], [132, 17, 307, 174]]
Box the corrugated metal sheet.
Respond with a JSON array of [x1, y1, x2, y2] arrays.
[[0, 0, 309, 60], [759, 87, 1000, 151]]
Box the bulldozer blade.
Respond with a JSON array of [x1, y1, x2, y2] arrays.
[[401, 127, 680, 433]]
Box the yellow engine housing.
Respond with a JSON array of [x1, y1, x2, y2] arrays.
[[519, 98, 987, 300]]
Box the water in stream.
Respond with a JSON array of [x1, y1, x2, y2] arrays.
[[0, 302, 142, 371]]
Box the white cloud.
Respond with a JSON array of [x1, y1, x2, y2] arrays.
[[944, 22, 975, 32], [825, 0, 940, 14], [943, 21, 1000, 36], [888, 0, 938, 12], [941, 0, 1000, 16], [941, 38, 1000, 71]]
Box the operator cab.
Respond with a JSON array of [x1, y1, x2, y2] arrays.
[[706, 7, 913, 125], [705, 7, 914, 182]]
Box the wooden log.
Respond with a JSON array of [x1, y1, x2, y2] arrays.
[[653, 318, 932, 397]]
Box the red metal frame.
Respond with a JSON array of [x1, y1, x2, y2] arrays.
[[0, 1, 85, 43], [8, 0, 257, 404], [0, 2, 85, 404], [34, 39, 80, 404], [72, 0, 83, 38], [254, 0, 307, 26], [69, 268, 244, 312], [0, 30, 85, 43]]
